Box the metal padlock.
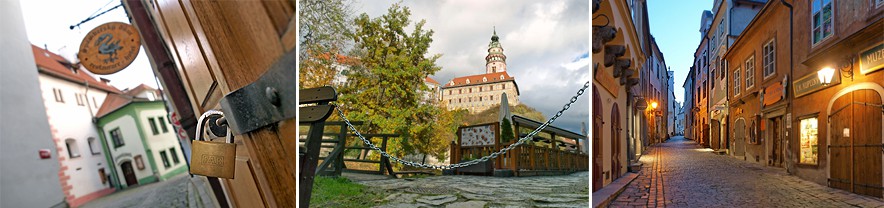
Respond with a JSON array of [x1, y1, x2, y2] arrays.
[[191, 113, 236, 179]]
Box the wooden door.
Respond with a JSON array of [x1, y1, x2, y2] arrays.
[[129, 0, 297, 206], [769, 117, 783, 167], [592, 86, 602, 191], [711, 120, 721, 150], [121, 161, 137, 186], [734, 119, 745, 156], [829, 89, 883, 197], [611, 104, 621, 179]]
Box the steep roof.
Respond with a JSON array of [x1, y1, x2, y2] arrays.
[[424, 77, 439, 85], [95, 84, 160, 118], [31, 45, 121, 94], [443, 71, 514, 87], [442, 71, 519, 95]]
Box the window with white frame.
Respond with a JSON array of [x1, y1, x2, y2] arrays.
[[812, 0, 834, 45], [745, 56, 755, 89], [734, 68, 741, 96], [763, 39, 776, 78]]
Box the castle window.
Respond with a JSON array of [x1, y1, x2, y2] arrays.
[[483, 77, 487, 82]]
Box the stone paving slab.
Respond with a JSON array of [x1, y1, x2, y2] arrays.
[[609, 136, 884, 208], [360, 172, 589, 208]]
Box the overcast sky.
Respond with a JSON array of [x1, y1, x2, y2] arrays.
[[19, 0, 159, 91], [352, 0, 589, 134]]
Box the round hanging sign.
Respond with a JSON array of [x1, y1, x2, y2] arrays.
[[78, 22, 141, 75]]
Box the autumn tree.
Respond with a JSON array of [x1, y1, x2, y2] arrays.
[[298, 0, 354, 88], [338, 3, 444, 166]]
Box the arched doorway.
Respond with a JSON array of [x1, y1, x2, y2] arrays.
[[733, 118, 746, 157], [828, 88, 883, 197], [120, 161, 138, 186], [611, 104, 621, 179], [592, 85, 603, 191]]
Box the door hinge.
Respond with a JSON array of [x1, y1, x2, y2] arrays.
[[219, 50, 296, 135]]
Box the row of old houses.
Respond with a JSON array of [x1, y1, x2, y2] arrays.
[[684, 0, 884, 198], [11, 43, 189, 207], [591, 0, 675, 193]]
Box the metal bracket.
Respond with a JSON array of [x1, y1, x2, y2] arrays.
[[220, 49, 296, 135]]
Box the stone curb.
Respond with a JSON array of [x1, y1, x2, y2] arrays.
[[591, 172, 638, 208]]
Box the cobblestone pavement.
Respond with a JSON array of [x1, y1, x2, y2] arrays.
[[610, 136, 884, 208], [358, 171, 589, 208], [81, 175, 216, 208]]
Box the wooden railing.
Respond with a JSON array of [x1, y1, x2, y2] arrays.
[[450, 139, 588, 176]]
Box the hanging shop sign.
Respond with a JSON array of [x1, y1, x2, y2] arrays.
[[594, 64, 620, 98], [793, 69, 840, 98], [763, 81, 784, 106], [859, 42, 884, 75], [78, 22, 141, 75]]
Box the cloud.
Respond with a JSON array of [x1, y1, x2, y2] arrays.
[[353, 0, 589, 133]]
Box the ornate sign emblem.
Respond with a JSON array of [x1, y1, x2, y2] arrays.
[[78, 22, 141, 75]]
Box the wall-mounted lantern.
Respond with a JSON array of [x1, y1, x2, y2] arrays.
[[818, 67, 835, 86]]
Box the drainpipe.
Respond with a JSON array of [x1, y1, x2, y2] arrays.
[[780, 0, 794, 174]]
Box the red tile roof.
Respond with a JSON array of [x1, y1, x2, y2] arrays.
[[95, 85, 159, 118], [442, 71, 514, 87], [31, 45, 121, 94], [425, 77, 439, 85]]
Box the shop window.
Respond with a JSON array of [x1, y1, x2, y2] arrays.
[[799, 116, 819, 165], [748, 117, 759, 144], [745, 56, 755, 89], [812, 0, 834, 45], [763, 39, 776, 79], [98, 168, 107, 184]]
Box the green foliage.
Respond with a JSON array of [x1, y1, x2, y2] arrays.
[[298, 0, 354, 88], [500, 118, 514, 143], [310, 176, 382, 208], [462, 103, 547, 125], [338, 3, 444, 165]]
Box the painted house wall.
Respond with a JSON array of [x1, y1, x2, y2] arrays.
[[101, 113, 156, 187], [37, 72, 113, 205], [0, 1, 66, 207], [138, 108, 187, 180], [788, 0, 884, 187]]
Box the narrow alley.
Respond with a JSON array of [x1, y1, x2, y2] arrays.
[[610, 137, 884, 207]]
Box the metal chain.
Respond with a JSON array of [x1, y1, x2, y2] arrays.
[[334, 81, 590, 170]]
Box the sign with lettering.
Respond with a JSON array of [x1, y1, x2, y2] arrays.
[[78, 22, 141, 75], [793, 69, 840, 98], [859, 42, 884, 74], [763, 82, 784, 106], [594, 66, 620, 98]]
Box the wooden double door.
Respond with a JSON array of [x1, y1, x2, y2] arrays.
[[126, 0, 297, 207], [829, 89, 883, 198]]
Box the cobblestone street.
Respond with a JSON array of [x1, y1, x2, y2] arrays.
[[610, 136, 884, 207], [81, 175, 216, 208], [358, 171, 589, 208]]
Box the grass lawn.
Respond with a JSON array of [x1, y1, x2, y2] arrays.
[[310, 176, 385, 208]]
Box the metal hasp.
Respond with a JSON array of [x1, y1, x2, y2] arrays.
[[219, 50, 296, 135]]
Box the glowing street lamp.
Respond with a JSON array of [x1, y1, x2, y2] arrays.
[[818, 67, 835, 86], [650, 101, 658, 109]]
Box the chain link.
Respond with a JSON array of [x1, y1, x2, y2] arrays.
[[332, 81, 590, 170]]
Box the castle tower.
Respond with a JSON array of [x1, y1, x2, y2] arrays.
[[485, 27, 507, 74]]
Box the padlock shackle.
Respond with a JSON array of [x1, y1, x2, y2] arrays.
[[195, 109, 225, 142]]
